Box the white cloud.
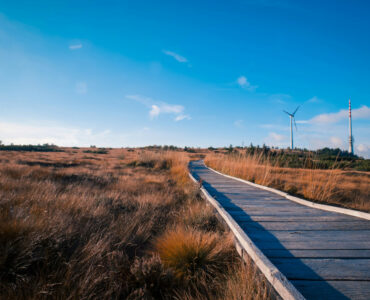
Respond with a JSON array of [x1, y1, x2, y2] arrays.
[[305, 105, 370, 124], [263, 132, 287, 147], [149, 105, 161, 118], [357, 144, 368, 152], [149, 103, 184, 119], [0, 121, 113, 147], [126, 94, 151, 105], [237, 76, 257, 91], [126, 94, 190, 121], [268, 132, 286, 142], [75, 81, 87, 94], [163, 50, 187, 63], [329, 136, 344, 148], [260, 124, 289, 131], [69, 43, 82, 50], [159, 104, 184, 114], [175, 114, 191, 121], [356, 144, 370, 158]]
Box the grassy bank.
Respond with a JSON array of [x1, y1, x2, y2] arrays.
[[205, 152, 370, 212], [0, 148, 272, 299]]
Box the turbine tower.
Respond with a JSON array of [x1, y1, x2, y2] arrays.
[[283, 106, 300, 150], [348, 98, 354, 154]]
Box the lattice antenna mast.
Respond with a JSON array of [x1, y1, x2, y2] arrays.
[[349, 98, 354, 154]]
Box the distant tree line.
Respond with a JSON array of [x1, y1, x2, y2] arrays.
[[0, 143, 64, 152], [218, 144, 369, 171]]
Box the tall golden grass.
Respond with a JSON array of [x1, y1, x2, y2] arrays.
[[0, 148, 272, 299], [205, 152, 370, 212]]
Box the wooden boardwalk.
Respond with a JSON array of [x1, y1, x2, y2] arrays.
[[189, 161, 370, 300]]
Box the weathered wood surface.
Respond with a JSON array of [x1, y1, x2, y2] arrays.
[[290, 281, 370, 300], [189, 161, 370, 300]]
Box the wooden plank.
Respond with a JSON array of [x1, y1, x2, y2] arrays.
[[231, 212, 345, 218], [225, 206, 345, 215], [231, 214, 356, 222], [270, 258, 370, 280], [290, 280, 370, 300], [235, 207, 338, 215], [264, 249, 370, 258], [240, 221, 370, 231], [230, 200, 294, 206], [255, 240, 370, 250], [217, 198, 291, 205], [247, 230, 370, 242]]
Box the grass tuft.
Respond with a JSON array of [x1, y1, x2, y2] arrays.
[[155, 227, 235, 284]]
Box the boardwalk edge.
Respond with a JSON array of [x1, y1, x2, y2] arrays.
[[188, 172, 306, 300], [205, 164, 370, 221]]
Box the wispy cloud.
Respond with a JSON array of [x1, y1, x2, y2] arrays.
[[300, 105, 370, 124], [126, 94, 190, 121], [307, 96, 321, 103], [234, 120, 244, 128], [264, 132, 287, 147], [268, 132, 286, 142], [329, 136, 344, 148], [260, 123, 289, 131], [75, 81, 87, 94], [268, 93, 291, 104], [175, 114, 191, 121], [149, 103, 183, 118], [69, 43, 82, 50], [126, 94, 151, 105], [356, 144, 370, 158], [163, 50, 188, 63], [237, 76, 258, 91]]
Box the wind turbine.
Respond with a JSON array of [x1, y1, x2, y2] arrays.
[[283, 106, 300, 150]]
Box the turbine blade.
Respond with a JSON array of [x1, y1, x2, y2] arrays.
[[283, 110, 292, 116], [293, 105, 300, 116], [294, 118, 298, 131]]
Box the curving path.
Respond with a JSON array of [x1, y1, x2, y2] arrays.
[[189, 160, 370, 300]]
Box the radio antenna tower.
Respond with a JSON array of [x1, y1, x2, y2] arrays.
[[348, 98, 354, 155]]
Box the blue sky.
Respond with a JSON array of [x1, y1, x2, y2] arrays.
[[0, 0, 369, 157]]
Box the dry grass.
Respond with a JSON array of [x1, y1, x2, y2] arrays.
[[0, 148, 272, 299], [205, 152, 370, 212], [221, 257, 271, 300], [179, 202, 223, 233], [155, 227, 235, 282]]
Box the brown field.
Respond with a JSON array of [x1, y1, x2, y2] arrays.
[[205, 152, 370, 212], [0, 148, 272, 299]]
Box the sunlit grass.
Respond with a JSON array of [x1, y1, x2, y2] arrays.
[[205, 152, 370, 211], [0, 148, 272, 299]]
